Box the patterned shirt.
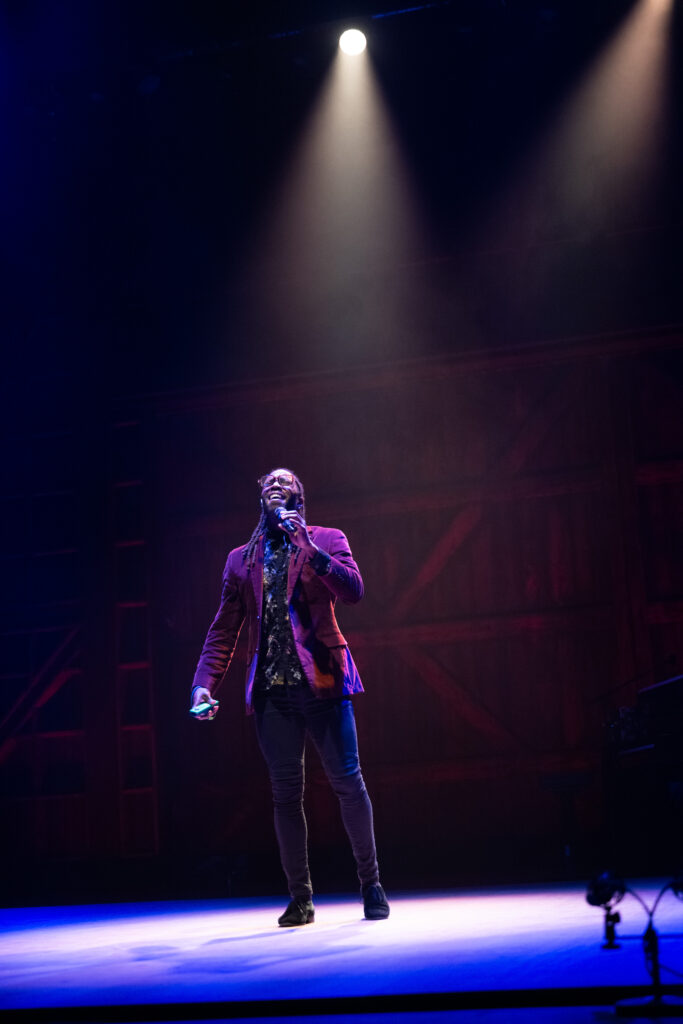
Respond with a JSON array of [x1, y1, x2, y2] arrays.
[[257, 530, 304, 689]]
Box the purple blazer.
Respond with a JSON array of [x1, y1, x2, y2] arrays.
[[192, 525, 365, 712]]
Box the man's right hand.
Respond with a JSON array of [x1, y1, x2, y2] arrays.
[[190, 686, 219, 720]]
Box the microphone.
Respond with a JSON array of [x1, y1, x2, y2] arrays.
[[275, 507, 296, 534]]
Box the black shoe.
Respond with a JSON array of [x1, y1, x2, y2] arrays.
[[278, 898, 315, 927], [362, 883, 390, 920]]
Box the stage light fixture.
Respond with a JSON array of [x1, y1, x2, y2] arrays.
[[339, 29, 367, 55], [670, 876, 683, 901], [586, 875, 683, 1016], [586, 871, 626, 909], [586, 871, 627, 951]]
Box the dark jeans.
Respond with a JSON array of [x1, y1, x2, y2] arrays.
[[254, 683, 380, 900]]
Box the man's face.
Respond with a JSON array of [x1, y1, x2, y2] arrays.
[[260, 468, 300, 514]]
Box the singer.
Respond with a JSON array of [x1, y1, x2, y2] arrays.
[[190, 468, 389, 926]]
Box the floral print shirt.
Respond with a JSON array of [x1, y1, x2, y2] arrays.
[[257, 530, 304, 689]]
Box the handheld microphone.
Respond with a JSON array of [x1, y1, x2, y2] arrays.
[[275, 507, 296, 534]]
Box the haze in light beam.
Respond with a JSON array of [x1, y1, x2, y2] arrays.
[[483, 0, 674, 251], [235, 46, 429, 369]]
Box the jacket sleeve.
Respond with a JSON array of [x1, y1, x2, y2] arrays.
[[191, 550, 246, 694], [311, 528, 364, 605]]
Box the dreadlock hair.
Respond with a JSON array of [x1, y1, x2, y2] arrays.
[[242, 469, 306, 569]]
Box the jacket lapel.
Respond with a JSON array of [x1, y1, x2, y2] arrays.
[[251, 535, 265, 614], [287, 529, 311, 599]]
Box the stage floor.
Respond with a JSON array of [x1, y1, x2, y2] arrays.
[[1, 883, 682, 1020]]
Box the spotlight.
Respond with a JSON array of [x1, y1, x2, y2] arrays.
[[670, 876, 683, 901], [586, 876, 683, 1016], [586, 871, 627, 950], [586, 871, 626, 909], [339, 29, 367, 55]]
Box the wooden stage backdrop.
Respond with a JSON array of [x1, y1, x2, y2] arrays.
[[2, 330, 683, 898]]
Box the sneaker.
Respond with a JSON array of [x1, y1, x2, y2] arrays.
[[362, 883, 390, 920], [278, 898, 315, 927]]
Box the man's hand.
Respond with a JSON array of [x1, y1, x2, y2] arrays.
[[277, 510, 317, 558], [190, 686, 219, 720]]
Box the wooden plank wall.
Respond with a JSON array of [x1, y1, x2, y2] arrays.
[[2, 334, 682, 893], [145, 336, 683, 887]]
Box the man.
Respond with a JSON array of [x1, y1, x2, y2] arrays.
[[190, 468, 389, 926]]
